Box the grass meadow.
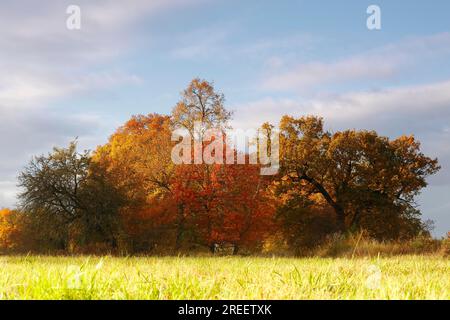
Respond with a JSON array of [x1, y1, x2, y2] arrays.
[[0, 255, 448, 300]]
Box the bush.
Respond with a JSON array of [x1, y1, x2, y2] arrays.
[[314, 231, 446, 258]]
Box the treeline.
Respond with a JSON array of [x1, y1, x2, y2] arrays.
[[0, 79, 441, 255]]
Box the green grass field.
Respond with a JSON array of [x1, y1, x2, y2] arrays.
[[0, 255, 448, 300]]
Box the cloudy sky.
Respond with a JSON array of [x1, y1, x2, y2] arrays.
[[1, 0, 449, 236]]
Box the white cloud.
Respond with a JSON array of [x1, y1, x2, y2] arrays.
[[0, 70, 143, 111], [233, 80, 450, 134], [262, 33, 450, 91], [0, 0, 203, 208], [0, 181, 17, 208], [308, 81, 450, 126], [0, 0, 202, 109]]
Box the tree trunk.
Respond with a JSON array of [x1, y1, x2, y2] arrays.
[[175, 203, 185, 251], [335, 205, 346, 233], [299, 174, 347, 233]]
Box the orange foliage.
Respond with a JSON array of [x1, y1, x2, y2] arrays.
[[172, 160, 275, 249], [0, 208, 21, 250]]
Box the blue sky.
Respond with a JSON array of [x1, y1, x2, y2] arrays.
[[1, 0, 449, 236]]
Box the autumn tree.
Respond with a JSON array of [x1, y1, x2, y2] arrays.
[[172, 157, 275, 253], [18, 141, 124, 251], [93, 114, 178, 252], [215, 162, 274, 252], [170, 79, 237, 250], [172, 78, 232, 138], [276, 115, 440, 240]]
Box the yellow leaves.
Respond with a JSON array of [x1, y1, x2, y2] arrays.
[[0, 208, 13, 217], [91, 113, 175, 216]]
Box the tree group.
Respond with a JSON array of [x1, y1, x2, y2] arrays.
[[0, 79, 440, 254]]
